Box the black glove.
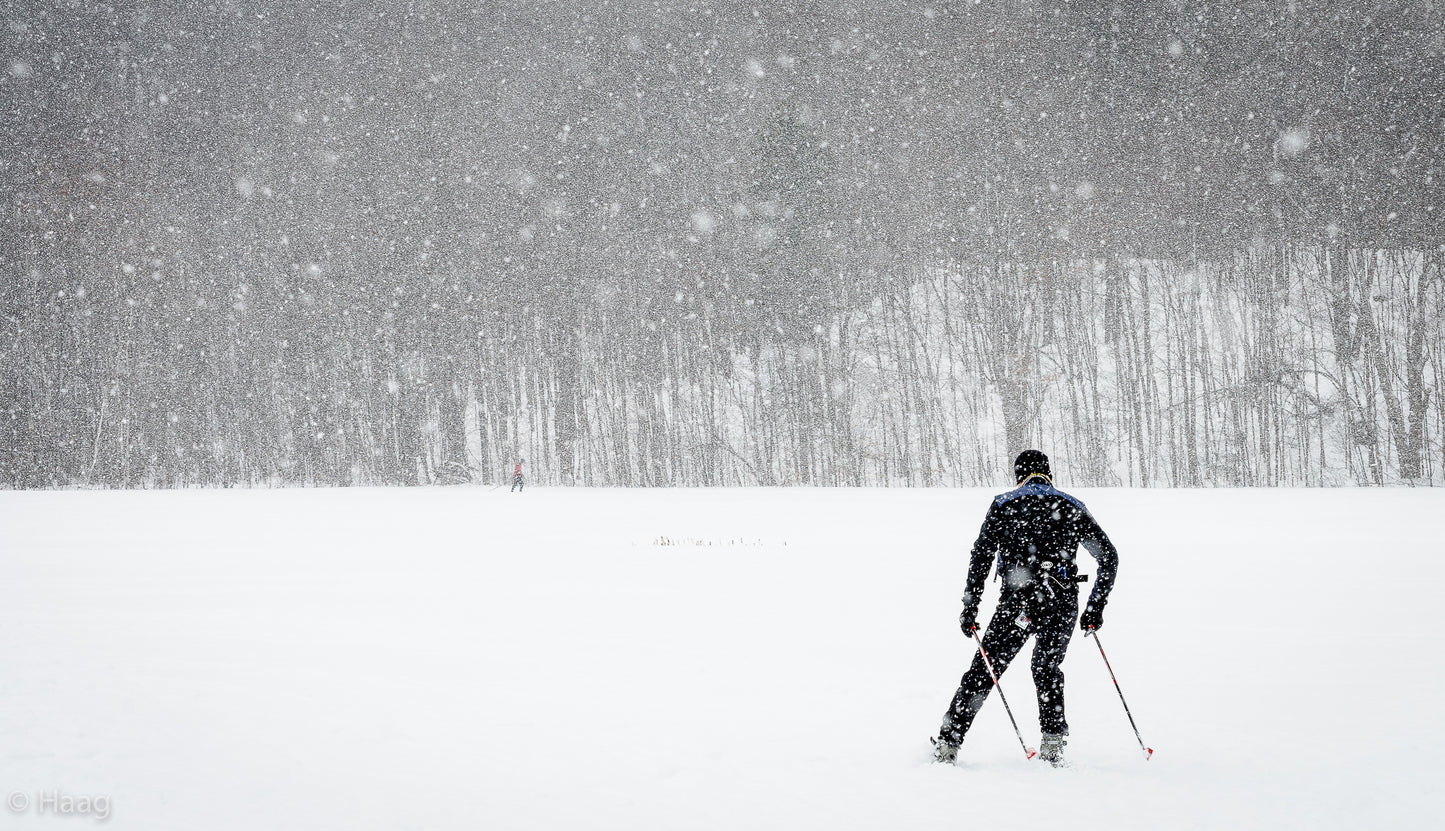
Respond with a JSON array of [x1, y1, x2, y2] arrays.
[[960, 609, 981, 637], [1079, 605, 1104, 632]]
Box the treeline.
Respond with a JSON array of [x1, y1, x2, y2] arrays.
[[2, 1, 1441, 487]]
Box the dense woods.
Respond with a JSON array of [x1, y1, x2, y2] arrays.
[[3, 0, 1442, 487]]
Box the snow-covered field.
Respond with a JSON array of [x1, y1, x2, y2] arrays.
[[1, 486, 1440, 829]]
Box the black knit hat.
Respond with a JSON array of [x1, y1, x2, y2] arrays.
[[1013, 449, 1051, 483]]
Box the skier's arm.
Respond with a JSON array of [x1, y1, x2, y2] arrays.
[[1080, 511, 1118, 616], [960, 503, 1000, 615]]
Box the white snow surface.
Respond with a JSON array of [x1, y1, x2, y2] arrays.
[[1, 486, 1440, 829]]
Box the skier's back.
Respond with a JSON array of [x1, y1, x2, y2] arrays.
[[510, 459, 524, 492]]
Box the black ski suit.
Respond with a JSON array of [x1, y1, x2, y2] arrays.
[[939, 475, 1118, 745]]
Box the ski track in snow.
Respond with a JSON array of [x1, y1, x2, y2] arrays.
[[1, 487, 1440, 829]]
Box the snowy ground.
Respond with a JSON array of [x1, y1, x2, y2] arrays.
[[1, 485, 1441, 829]]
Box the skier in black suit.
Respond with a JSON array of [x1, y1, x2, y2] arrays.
[[932, 450, 1119, 767]]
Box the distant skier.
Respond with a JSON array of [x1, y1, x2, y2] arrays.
[[932, 450, 1119, 767], [510, 458, 524, 492]]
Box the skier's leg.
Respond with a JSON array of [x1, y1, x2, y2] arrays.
[[939, 594, 1031, 746], [1031, 595, 1079, 735]]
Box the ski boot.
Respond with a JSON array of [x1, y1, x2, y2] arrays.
[[1039, 733, 1068, 768], [930, 736, 959, 764]]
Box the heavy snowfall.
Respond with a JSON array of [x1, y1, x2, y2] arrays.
[[3, 1, 1442, 488], [2, 2, 1444, 829]]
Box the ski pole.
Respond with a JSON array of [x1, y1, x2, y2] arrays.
[[971, 630, 1038, 761], [1086, 629, 1153, 760]]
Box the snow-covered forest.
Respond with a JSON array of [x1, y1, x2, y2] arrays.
[[3, 1, 1442, 488]]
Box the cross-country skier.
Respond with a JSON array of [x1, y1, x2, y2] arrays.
[[510, 459, 524, 492], [932, 450, 1118, 767]]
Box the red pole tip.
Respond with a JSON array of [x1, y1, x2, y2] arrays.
[[1026, 748, 1038, 760], [1145, 748, 1154, 760]]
